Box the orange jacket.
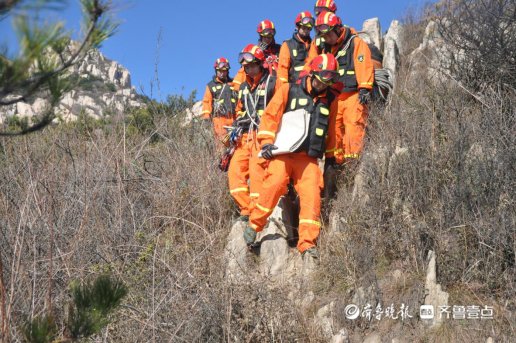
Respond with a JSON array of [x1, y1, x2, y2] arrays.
[[201, 77, 235, 120], [234, 70, 282, 118], [232, 67, 246, 92], [305, 27, 374, 91], [256, 77, 341, 158], [277, 35, 311, 84]]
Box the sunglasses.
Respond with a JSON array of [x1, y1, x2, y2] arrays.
[[215, 62, 229, 70], [298, 17, 315, 28], [314, 70, 339, 85], [259, 28, 275, 37], [238, 52, 257, 64]]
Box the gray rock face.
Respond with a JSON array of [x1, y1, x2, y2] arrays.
[[383, 37, 400, 75], [409, 20, 453, 83], [0, 43, 145, 124], [363, 333, 382, 343], [331, 328, 349, 343], [384, 20, 404, 55], [315, 301, 337, 338], [360, 17, 382, 50], [257, 197, 295, 278], [423, 250, 449, 329], [224, 220, 250, 283], [183, 101, 203, 126]]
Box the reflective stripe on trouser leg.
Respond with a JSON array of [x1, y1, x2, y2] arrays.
[[291, 154, 323, 253], [338, 91, 369, 156], [248, 137, 266, 212], [227, 135, 252, 215], [249, 156, 290, 232]]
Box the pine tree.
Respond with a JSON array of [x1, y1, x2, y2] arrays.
[[0, 0, 117, 135]]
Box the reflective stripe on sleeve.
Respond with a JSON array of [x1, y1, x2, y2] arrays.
[[230, 187, 249, 194]]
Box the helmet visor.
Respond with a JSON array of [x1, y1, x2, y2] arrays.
[[215, 62, 229, 70], [298, 16, 315, 28], [259, 28, 275, 37], [238, 52, 257, 65], [314, 70, 339, 85], [315, 24, 333, 35]]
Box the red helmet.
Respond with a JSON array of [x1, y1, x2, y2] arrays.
[[257, 19, 276, 37], [314, 0, 337, 16], [214, 57, 230, 70], [315, 11, 341, 35], [238, 44, 265, 65], [295, 11, 315, 28], [309, 54, 340, 85]]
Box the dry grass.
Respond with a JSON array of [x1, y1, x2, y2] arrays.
[[0, 1, 514, 342]]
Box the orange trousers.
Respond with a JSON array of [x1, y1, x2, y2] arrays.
[[338, 91, 369, 159], [212, 116, 234, 145], [227, 132, 266, 216], [249, 153, 323, 253]]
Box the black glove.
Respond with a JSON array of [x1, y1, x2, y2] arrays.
[[261, 144, 278, 160], [358, 88, 371, 105]]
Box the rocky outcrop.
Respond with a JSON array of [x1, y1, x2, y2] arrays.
[[360, 17, 382, 50], [0, 43, 145, 123], [423, 250, 449, 329]]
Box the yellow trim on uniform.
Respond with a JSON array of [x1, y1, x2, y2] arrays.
[[294, 65, 304, 71], [201, 110, 211, 114], [257, 130, 276, 138], [344, 153, 359, 158], [230, 187, 249, 194], [250, 193, 259, 198], [299, 219, 321, 227], [256, 203, 273, 213], [360, 82, 374, 86], [280, 77, 288, 82], [320, 107, 329, 115]]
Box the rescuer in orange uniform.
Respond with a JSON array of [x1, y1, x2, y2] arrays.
[[309, 12, 374, 163], [201, 57, 237, 145], [227, 44, 280, 222], [244, 54, 342, 260], [234, 19, 281, 91], [277, 11, 314, 84]]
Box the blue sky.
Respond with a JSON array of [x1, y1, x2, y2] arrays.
[[1, 0, 430, 101]]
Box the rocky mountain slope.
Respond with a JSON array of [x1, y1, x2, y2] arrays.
[[0, 43, 146, 123]]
